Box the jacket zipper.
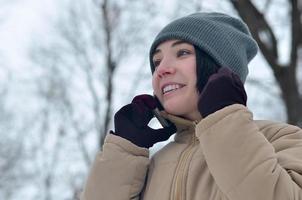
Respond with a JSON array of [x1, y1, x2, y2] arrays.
[[170, 126, 198, 200]]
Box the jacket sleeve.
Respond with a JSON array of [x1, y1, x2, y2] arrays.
[[81, 134, 150, 200], [196, 104, 302, 200]]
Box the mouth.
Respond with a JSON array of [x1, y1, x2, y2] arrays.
[[162, 83, 186, 95]]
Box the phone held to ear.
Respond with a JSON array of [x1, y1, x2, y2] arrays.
[[152, 95, 174, 128]]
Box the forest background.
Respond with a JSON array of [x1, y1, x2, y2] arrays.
[[0, 0, 301, 199]]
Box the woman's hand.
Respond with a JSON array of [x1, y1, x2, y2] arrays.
[[111, 94, 176, 148], [198, 67, 247, 118]]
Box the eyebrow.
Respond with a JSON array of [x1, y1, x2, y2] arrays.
[[153, 40, 188, 56], [171, 40, 188, 47]]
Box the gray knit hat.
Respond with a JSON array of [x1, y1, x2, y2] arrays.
[[149, 12, 258, 83]]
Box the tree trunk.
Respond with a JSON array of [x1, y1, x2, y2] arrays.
[[274, 67, 302, 126], [99, 0, 116, 149], [230, 0, 302, 127]]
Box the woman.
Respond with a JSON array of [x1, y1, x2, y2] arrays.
[[81, 12, 302, 200]]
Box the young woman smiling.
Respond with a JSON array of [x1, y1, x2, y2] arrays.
[[81, 12, 302, 200], [152, 40, 201, 120]]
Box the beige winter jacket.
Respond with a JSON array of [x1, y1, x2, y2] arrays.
[[81, 104, 302, 200]]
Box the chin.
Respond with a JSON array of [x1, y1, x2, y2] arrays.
[[162, 99, 187, 116]]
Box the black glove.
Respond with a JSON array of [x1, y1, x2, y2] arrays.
[[111, 94, 176, 148], [198, 67, 247, 118]]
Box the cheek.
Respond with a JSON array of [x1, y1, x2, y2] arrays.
[[152, 76, 161, 98]]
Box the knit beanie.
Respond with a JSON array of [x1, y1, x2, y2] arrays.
[[149, 12, 258, 83]]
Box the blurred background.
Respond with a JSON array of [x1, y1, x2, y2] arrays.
[[0, 0, 301, 199]]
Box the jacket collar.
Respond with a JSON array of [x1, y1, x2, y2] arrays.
[[160, 111, 199, 143]]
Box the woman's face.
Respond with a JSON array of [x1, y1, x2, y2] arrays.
[[152, 39, 202, 121]]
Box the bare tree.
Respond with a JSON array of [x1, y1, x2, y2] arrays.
[[229, 0, 302, 127], [0, 73, 32, 200], [97, 0, 117, 149], [28, 0, 160, 199]]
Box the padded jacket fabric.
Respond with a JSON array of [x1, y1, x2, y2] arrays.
[[81, 104, 302, 200]]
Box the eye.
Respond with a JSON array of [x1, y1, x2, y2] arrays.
[[177, 49, 192, 57], [153, 59, 161, 67]]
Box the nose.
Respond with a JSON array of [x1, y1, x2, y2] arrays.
[[155, 58, 176, 78]]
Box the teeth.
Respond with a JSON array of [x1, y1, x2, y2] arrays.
[[163, 84, 183, 94]]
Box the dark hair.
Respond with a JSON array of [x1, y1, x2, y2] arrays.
[[194, 46, 220, 93]]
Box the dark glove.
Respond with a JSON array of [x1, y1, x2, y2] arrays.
[[198, 67, 247, 118], [111, 94, 176, 148]]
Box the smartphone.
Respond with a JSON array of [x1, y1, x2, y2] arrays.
[[152, 95, 174, 128]]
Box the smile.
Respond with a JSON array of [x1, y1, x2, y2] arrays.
[[162, 84, 185, 94]]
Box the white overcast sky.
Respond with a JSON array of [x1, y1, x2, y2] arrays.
[[0, 0, 58, 70]]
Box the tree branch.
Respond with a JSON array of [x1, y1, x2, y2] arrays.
[[289, 0, 302, 69], [230, 0, 282, 72], [100, 0, 117, 149]]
